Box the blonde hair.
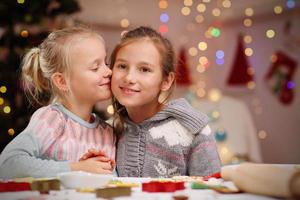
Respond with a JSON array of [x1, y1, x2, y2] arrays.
[[110, 26, 176, 135], [21, 26, 103, 106]]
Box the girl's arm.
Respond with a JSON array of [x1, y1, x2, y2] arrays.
[[0, 132, 70, 179], [187, 126, 222, 176]]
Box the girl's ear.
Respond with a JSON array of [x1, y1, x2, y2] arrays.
[[161, 72, 175, 91], [51, 72, 68, 92]]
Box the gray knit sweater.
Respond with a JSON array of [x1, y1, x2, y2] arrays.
[[116, 98, 221, 177]]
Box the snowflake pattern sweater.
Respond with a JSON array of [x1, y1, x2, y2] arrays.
[[116, 98, 221, 177]]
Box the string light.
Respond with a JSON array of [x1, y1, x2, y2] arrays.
[[274, 6, 283, 14], [195, 15, 204, 23], [17, 0, 25, 4], [245, 47, 253, 56], [222, 0, 231, 8], [266, 29, 275, 38], [244, 35, 252, 44], [3, 106, 11, 114], [159, 24, 168, 34], [188, 47, 198, 56], [196, 64, 206, 73], [198, 42, 207, 51], [245, 8, 254, 16], [243, 18, 252, 27], [286, 0, 296, 9], [258, 130, 267, 139], [0, 86, 7, 93], [8, 128, 15, 136], [160, 13, 169, 23], [184, 0, 193, 6], [120, 19, 130, 28], [20, 30, 29, 38], [0, 97, 4, 105], [158, 0, 168, 9], [212, 8, 221, 17], [196, 3, 206, 13]]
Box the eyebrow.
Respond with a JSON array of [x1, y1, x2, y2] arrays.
[[115, 58, 154, 67]]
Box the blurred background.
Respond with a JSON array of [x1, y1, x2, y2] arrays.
[[0, 0, 299, 165]]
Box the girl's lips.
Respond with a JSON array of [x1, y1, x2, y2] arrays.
[[120, 86, 140, 94]]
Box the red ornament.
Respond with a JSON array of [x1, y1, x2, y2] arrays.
[[265, 51, 297, 105], [227, 34, 254, 86], [176, 48, 192, 86]]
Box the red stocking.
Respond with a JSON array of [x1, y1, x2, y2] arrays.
[[265, 51, 297, 105]]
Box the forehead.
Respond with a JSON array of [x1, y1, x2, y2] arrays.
[[117, 39, 161, 63]]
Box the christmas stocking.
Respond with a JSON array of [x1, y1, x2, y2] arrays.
[[265, 51, 297, 105]]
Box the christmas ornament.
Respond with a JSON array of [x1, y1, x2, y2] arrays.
[[227, 34, 254, 86], [176, 48, 192, 86], [265, 51, 297, 105]]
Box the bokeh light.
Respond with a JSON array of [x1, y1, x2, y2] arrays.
[[3, 106, 11, 114], [159, 24, 168, 34], [196, 3, 206, 13], [243, 18, 252, 27], [274, 5, 283, 14], [195, 15, 204, 23], [8, 128, 15, 136], [181, 7, 191, 15], [244, 35, 252, 44], [0, 86, 7, 93], [216, 50, 224, 59], [198, 42, 207, 51], [258, 130, 267, 139], [184, 0, 193, 6], [222, 0, 231, 8], [212, 8, 221, 17], [188, 47, 198, 56], [266, 29, 275, 38], [158, 0, 168, 9], [245, 48, 253, 56], [120, 19, 130, 28], [160, 13, 169, 23], [245, 8, 254, 16]]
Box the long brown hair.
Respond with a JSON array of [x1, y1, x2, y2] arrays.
[[110, 26, 176, 135]]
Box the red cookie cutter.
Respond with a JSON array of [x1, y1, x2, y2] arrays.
[[142, 181, 185, 192]]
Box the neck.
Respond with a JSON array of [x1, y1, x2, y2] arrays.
[[126, 103, 163, 124], [62, 100, 93, 122]]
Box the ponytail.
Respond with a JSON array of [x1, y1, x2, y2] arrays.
[[21, 47, 51, 106]]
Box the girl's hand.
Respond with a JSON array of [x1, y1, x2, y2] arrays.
[[70, 157, 113, 174], [79, 148, 107, 161]]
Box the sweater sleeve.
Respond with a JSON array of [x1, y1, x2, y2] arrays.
[[187, 125, 221, 176], [0, 133, 70, 179], [0, 107, 70, 179]]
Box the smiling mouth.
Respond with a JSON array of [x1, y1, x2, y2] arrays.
[[120, 87, 140, 93]]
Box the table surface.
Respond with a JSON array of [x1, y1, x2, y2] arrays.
[[0, 177, 281, 200]]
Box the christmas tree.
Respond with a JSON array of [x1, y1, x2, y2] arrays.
[[0, 0, 80, 152]]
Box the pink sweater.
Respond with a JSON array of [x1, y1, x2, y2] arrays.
[[0, 103, 116, 178]]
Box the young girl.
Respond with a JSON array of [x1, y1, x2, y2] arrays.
[[111, 26, 221, 177], [0, 26, 115, 179]]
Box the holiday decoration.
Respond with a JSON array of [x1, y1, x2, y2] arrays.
[[0, 0, 80, 152], [227, 34, 254, 86], [265, 51, 297, 105], [175, 48, 192, 86]]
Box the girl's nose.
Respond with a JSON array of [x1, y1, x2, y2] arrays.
[[124, 70, 136, 84], [103, 65, 112, 77]]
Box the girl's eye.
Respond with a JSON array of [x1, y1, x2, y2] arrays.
[[91, 67, 99, 71], [117, 64, 127, 69], [140, 67, 151, 73]]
